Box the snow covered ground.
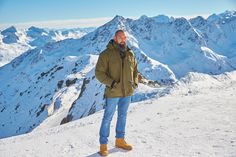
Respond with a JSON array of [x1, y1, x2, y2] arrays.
[[0, 71, 235, 157]]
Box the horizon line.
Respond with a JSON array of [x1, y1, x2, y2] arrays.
[[0, 13, 215, 30]]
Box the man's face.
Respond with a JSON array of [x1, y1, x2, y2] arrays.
[[114, 32, 127, 46]]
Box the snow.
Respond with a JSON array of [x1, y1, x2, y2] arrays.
[[0, 10, 236, 148], [0, 27, 95, 67], [0, 71, 235, 157]]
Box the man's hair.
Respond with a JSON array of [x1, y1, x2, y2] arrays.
[[115, 29, 125, 36]]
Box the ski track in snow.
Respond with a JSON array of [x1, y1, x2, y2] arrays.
[[0, 73, 235, 157]]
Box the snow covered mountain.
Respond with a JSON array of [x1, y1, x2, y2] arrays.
[[0, 71, 235, 157], [0, 26, 95, 67], [0, 10, 236, 139]]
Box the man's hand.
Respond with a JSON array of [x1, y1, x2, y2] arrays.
[[111, 80, 118, 88]]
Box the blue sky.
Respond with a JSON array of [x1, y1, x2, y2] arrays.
[[0, 0, 235, 28]]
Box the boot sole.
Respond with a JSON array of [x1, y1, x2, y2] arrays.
[[99, 152, 108, 156], [115, 145, 132, 150]]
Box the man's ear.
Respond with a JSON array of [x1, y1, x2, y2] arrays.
[[113, 36, 116, 41]]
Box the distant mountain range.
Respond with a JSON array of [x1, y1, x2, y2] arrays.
[[0, 10, 235, 139], [0, 26, 96, 67]]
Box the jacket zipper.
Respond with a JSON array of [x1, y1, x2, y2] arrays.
[[121, 58, 125, 97]]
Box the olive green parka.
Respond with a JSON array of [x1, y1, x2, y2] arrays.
[[95, 40, 138, 98]]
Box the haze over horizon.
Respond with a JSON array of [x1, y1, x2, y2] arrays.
[[0, 0, 235, 29]]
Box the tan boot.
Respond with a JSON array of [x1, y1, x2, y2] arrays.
[[115, 138, 133, 150], [99, 144, 108, 156]]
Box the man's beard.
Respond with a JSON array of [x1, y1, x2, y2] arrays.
[[118, 43, 127, 59]]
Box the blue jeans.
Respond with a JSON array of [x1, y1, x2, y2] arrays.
[[99, 96, 131, 144]]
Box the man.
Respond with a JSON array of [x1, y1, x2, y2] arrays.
[[95, 30, 139, 156]]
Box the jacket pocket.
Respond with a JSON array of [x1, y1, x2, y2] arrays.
[[110, 81, 121, 92]]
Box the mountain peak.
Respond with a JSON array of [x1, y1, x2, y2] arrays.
[[113, 15, 125, 20], [153, 15, 172, 23], [189, 16, 207, 27], [207, 10, 236, 23], [1, 26, 17, 35], [218, 10, 236, 21], [207, 13, 220, 22], [103, 15, 127, 31], [110, 15, 126, 24], [139, 15, 149, 20], [28, 26, 46, 33], [1, 26, 19, 44], [173, 17, 189, 27], [220, 10, 236, 17]]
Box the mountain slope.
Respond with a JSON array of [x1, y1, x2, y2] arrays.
[[0, 26, 95, 67], [0, 71, 235, 157]]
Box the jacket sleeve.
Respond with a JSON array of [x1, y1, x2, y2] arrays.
[[95, 52, 114, 87], [133, 57, 139, 86]]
